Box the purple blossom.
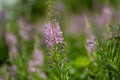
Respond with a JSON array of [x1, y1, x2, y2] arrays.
[[0, 10, 6, 20], [53, 22, 64, 43], [85, 36, 96, 53], [44, 21, 64, 48], [28, 49, 47, 79], [6, 32, 17, 46], [28, 49, 44, 72], [33, 49, 44, 66], [66, 14, 86, 35], [5, 32, 18, 59], [8, 65, 17, 77], [55, 1, 64, 12], [0, 28, 2, 38], [18, 18, 33, 41], [96, 6, 113, 27], [9, 46, 18, 58]]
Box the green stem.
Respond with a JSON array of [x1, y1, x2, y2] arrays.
[[53, 49, 63, 80]]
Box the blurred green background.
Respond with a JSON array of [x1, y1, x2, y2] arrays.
[[0, 0, 120, 80]]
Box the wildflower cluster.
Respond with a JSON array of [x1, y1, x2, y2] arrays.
[[44, 21, 63, 48], [44, 21, 70, 80]]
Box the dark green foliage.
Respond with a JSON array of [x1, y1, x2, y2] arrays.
[[63, 0, 93, 13], [0, 35, 9, 66], [66, 34, 87, 59], [31, 0, 46, 21], [96, 25, 120, 79], [18, 0, 47, 22]]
